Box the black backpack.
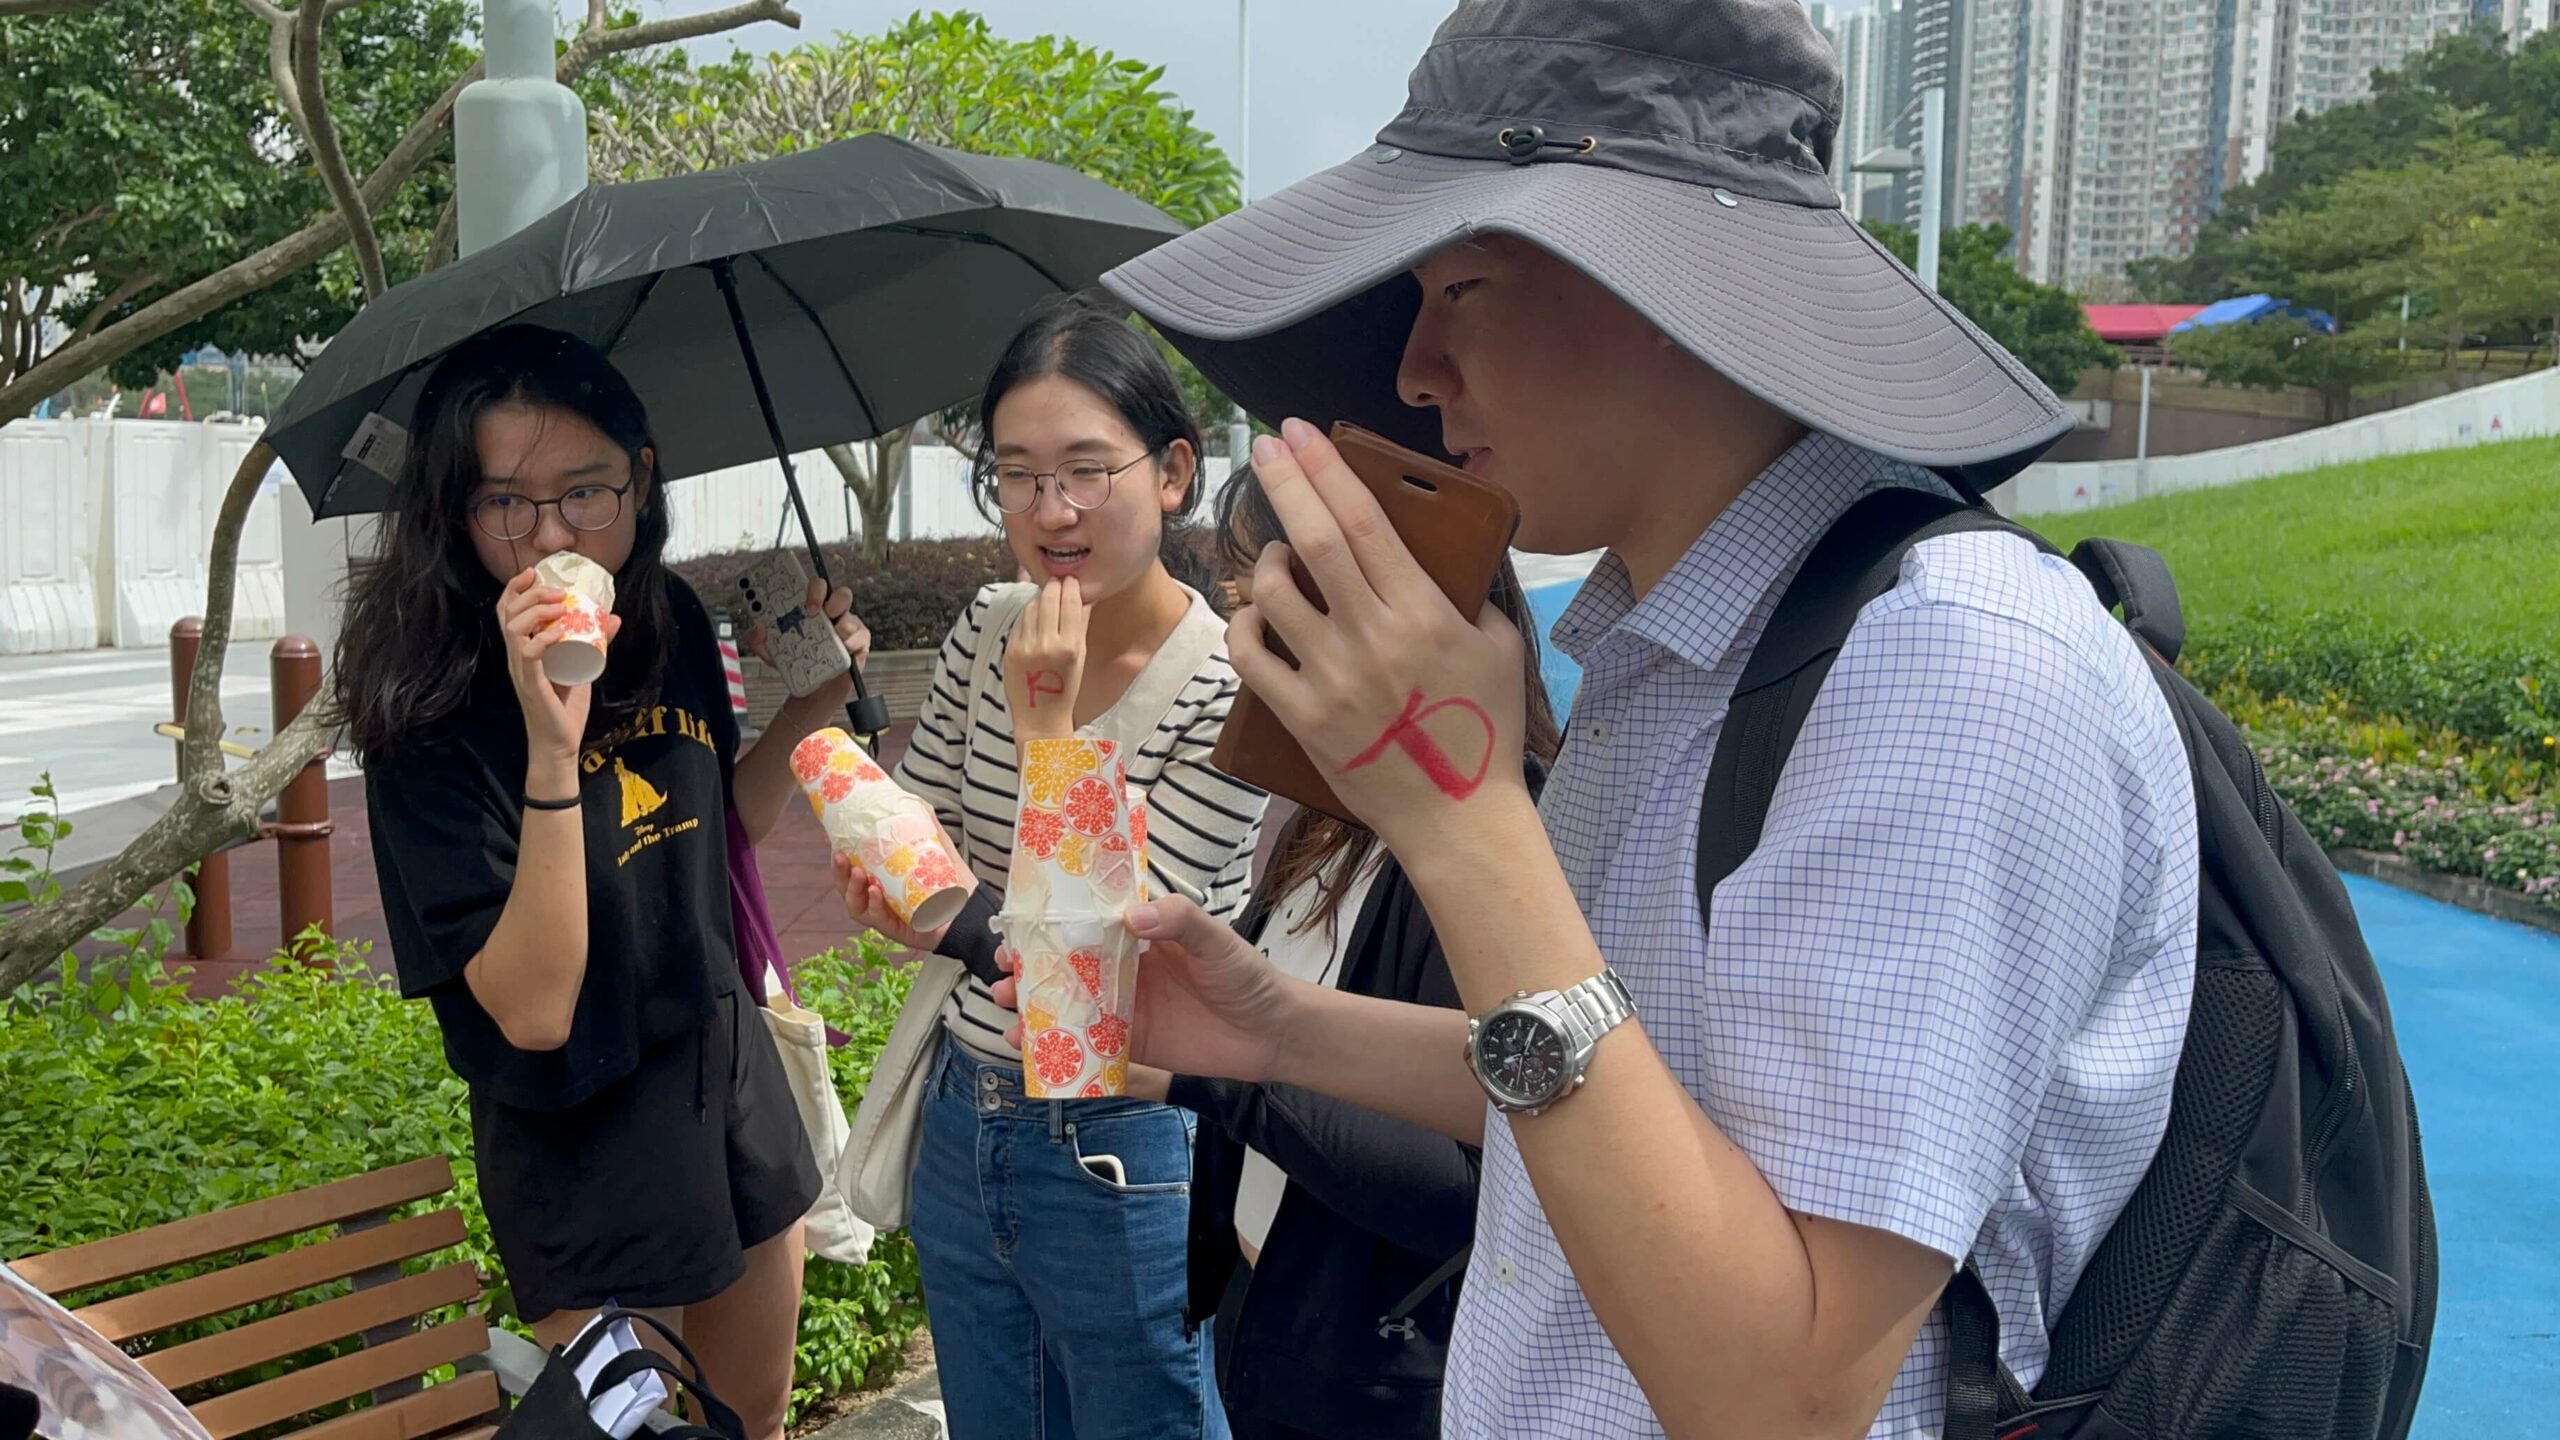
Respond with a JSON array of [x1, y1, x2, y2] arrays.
[[1696, 488, 2438, 1440]]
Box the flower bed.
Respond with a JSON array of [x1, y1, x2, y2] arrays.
[[2223, 686, 2560, 913]]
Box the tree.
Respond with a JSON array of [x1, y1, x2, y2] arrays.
[[2168, 318, 2404, 422], [0, 0, 804, 993], [0, 0, 801, 425], [2130, 28, 2560, 303], [591, 10, 1239, 562], [2242, 136, 2560, 361], [1863, 221, 2120, 392]]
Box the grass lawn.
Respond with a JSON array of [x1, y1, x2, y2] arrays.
[[2028, 434, 2560, 652]]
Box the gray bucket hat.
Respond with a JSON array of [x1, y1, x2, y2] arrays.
[[1102, 0, 2073, 493]]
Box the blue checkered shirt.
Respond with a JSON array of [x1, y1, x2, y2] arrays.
[[1441, 433, 2201, 1438]]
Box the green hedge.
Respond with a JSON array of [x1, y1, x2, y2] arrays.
[[2226, 684, 2560, 911], [674, 526, 1232, 654], [1, 791, 926, 1430], [676, 535, 1016, 652], [2184, 607, 2560, 775]]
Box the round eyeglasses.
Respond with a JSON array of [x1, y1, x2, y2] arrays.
[[471, 480, 631, 542], [978, 451, 1156, 516]]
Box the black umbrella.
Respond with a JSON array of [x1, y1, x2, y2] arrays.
[[264, 132, 1188, 741]]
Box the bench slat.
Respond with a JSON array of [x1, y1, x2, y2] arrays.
[[193, 1317, 490, 1440], [139, 1262, 483, 1391], [275, 1370, 502, 1440], [73, 1210, 466, 1344], [12, 1159, 455, 1297]]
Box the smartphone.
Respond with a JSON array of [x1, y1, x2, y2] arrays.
[[1080, 1154, 1129, 1187], [1210, 422, 1521, 823]]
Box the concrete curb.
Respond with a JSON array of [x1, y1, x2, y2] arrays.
[[807, 1366, 945, 1440], [2329, 848, 2560, 938]]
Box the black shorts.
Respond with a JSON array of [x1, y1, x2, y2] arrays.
[[470, 981, 821, 1323]]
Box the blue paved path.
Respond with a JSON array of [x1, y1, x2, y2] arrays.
[[2352, 873, 2560, 1435], [1524, 579, 2558, 1429]]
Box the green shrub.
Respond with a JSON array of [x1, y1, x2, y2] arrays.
[[2, 778, 928, 1430], [2226, 685, 2560, 910], [676, 536, 1015, 651], [675, 524, 1234, 654], [2184, 607, 2560, 774]]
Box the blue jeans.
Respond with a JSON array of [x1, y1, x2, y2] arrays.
[[911, 1033, 1228, 1440]]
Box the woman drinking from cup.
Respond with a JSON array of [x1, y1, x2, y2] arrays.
[[339, 326, 868, 1440], [837, 294, 1268, 1440]]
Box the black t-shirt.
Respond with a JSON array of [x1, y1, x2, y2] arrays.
[[368, 578, 741, 1112]]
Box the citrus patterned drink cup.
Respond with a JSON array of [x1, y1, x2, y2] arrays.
[[1005, 738, 1145, 1096], [535, 551, 615, 686], [790, 727, 976, 932]]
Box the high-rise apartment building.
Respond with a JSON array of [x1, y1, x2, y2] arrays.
[[1945, 0, 2504, 287], [1833, 5, 1898, 219]]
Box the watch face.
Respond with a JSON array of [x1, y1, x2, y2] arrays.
[[1479, 1010, 1570, 1106]]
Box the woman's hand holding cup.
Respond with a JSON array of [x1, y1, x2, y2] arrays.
[[498, 569, 622, 766]]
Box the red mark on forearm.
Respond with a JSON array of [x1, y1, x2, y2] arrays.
[[1338, 687, 1494, 800], [1026, 670, 1064, 710]]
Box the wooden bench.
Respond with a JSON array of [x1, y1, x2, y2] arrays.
[[9, 1156, 517, 1440]]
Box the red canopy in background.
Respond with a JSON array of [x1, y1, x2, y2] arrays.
[[2083, 304, 2205, 344]]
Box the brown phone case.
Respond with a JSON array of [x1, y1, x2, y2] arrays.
[[1210, 423, 1521, 823]]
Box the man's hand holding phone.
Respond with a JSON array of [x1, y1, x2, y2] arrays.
[[1227, 420, 1531, 851]]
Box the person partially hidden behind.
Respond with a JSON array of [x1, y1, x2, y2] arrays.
[[982, 2, 2206, 1437]]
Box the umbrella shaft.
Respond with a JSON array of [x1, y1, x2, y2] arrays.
[[710, 259, 888, 743], [711, 260, 832, 583]]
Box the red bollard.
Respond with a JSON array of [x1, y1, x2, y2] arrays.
[[270, 636, 335, 949], [169, 617, 234, 961]]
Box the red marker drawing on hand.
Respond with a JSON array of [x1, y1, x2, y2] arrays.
[[1338, 687, 1495, 801], [1026, 670, 1066, 711]]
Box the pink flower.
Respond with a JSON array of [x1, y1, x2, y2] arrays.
[[2332, 826, 2346, 839], [2366, 800, 2381, 816], [2393, 830, 2407, 849], [2484, 847, 2499, 863]]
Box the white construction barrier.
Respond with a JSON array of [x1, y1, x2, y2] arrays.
[[202, 421, 284, 642], [102, 421, 207, 649], [0, 419, 101, 655], [1995, 366, 2560, 518]]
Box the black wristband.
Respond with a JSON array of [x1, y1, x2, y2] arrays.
[[522, 791, 582, 812]]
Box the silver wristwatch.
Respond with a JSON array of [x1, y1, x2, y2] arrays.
[[1464, 969, 1638, 1116]]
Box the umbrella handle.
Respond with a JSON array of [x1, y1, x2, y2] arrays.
[[713, 257, 893, 748]]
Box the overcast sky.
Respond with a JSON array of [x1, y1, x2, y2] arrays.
[[673, 0, 1451, 200]]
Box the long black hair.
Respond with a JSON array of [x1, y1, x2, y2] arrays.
[[968, 292, 1207, 546], [1215, 465, 1564, 935], [334, 326, 677, 760]]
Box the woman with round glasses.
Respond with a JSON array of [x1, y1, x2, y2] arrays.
[[837, 293, 1268, 1439], [334, 325, 867, 1440]]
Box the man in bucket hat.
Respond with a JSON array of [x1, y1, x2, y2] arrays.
[[1041, 2, 2202, 1436]]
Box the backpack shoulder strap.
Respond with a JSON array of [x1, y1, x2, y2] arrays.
[[1695, 487, 2029, 930]]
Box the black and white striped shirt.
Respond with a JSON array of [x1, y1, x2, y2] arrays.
[[899, 582, 1269, 1062]]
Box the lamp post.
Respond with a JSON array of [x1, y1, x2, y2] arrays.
[[1226, 0, 1255, 472], [1851, 83, 1946, 292], [454, 0, 589, 259]]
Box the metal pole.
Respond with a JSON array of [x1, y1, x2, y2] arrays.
[[271, 636, 334, 947], [1917, 84, 1946, 293], [169, 618, 232, 962], [455, 0, 589, 258], [2135, 363, 2153, 500], [1228, 0, 1255, 468], [2400, 292, 2411, 352]]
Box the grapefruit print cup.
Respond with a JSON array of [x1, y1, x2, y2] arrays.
[[1005, 737, 1144, 1097], [535, 551, 615, 686], [791, 727, 976, 932]]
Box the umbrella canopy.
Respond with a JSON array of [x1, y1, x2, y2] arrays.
[[265, 132, 1188, 517]]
